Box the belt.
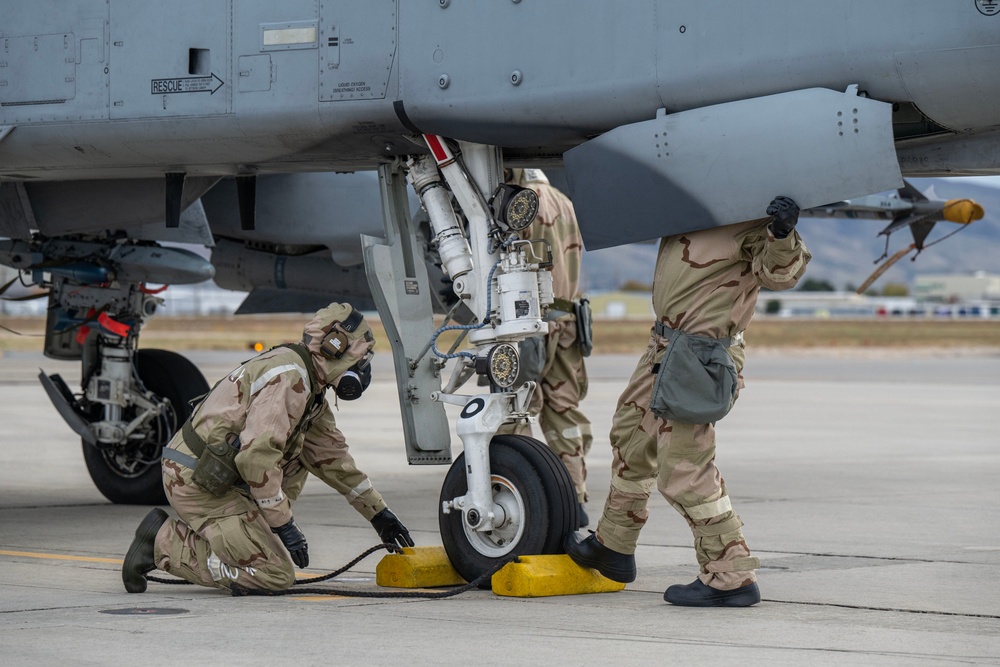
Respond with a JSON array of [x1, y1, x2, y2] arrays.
[[653, 321, 744, 348], [160, 420, 209, 470], [161, 445, 199, 469], [182, 420, 207, 456], [161, 424, 251, 494]]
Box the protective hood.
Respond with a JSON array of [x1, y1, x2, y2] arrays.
[[301, 302, 375, 387], [508, 168, 550, 186]]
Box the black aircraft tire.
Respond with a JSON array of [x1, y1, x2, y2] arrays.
[[438, 434, 579, 586], [82, 349, 209, 505]]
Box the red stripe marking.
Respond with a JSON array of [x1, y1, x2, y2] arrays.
[[425, 134, 449, 163], [98, 312, 131, 337]]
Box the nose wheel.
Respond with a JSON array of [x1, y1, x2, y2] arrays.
[[438, 434, 578, 584]]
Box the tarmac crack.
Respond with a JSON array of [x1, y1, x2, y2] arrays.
[[759, 549, 981, 566], [0, 503, 112, 510], [0, 604, 103, 615], [510, 624, 997, 664], [364, 612, 996, 665], [761, 597, 1000, 620]]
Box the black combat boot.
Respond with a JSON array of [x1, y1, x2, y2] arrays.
[[563, 531, 636, 583], [664, 578, 760, 607], [577, 503, 590, 528], [122, 508, 169, 593]]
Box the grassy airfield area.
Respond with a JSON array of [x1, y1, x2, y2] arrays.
[[2, 315, 999, 354]]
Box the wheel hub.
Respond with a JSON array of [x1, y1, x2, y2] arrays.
[[462, 474, 525, 558]]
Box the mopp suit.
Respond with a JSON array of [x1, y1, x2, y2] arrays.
[[566, 198, 810, 607], [122, 303, 412, 593], [497, 169, 593, 510]]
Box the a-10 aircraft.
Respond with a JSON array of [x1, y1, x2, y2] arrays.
[[2, 1, 999, 581]]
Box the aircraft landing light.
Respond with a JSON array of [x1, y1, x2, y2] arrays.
[[491, 555, 625, 598], [376, 546, 466, 589]]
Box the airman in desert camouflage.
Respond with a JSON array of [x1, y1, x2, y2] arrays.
[[496, 168, 594, 525], [566, 196, 810, 607], [122, 303, 413, 593]]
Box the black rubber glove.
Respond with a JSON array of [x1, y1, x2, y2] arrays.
[[766, 196, 800, 240], [370, 508, 415, 549], [272, 518, 309, 568]]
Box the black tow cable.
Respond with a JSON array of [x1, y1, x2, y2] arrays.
[[146, 543, 519, 599], [145, 543, 396, 587], [231, 551, 520, 599]]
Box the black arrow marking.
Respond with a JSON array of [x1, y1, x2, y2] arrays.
[[150, 73, 225, 95]]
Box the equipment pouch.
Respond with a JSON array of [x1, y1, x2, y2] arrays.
[[514, 334, 547, 386], [191, 436, 242, 498], [574, 298, 594, 357], [649, 330, 737, 423]]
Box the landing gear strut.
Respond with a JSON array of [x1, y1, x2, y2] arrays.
[[80, 348, 207, 504], [365, 138, 577, 579]]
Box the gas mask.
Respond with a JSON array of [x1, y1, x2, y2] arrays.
[[334, 351, 372, 401]]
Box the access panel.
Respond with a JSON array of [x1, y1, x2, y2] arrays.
[[318, 0, 397, 102], [109, 0, 230, 119]]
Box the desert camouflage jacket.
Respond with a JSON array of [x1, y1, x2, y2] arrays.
[[652, 218, 811, 368], [180, 344, 386, 528]]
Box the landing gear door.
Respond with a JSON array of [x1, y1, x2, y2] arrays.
[[565, 86, 902, 250], [362, 164, 451, 465]]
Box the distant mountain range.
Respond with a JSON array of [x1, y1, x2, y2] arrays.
[[578, 177, 1000, 294]]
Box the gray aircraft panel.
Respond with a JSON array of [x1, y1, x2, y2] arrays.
[[0, 182, 34, 240], [896, 45, 1000, 132], [317, 0, 397, 102], [565, 88, 902, 250], [201, 172, 394, 266], [109, 0, 231, 120], [3, 1, 1000, 183], [398, 0, 661, 146], [652, 3, 999, 116], [235, 287, 376, 315], [129, 199, 215, 247], [22, 177, 220, 236], [0, 0, 109, 124]]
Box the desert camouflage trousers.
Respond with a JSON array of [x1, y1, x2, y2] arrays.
[[149, 448, 313, 591], [498, 318, 592, 502], [595, 333, 759, 590]]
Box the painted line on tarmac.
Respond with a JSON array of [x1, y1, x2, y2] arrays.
[[0, 549, 122, 564], [1, 550, 387, 599]]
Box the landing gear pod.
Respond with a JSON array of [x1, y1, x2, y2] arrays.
[[80, 349, 208, 504]]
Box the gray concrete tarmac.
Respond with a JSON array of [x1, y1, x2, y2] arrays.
[[1, 349, 998, 666]]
